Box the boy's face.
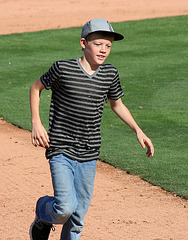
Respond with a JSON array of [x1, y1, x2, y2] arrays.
[[81, 32, 114, 68]]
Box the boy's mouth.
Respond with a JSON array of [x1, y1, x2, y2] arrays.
[[97, 55, 106, 60]]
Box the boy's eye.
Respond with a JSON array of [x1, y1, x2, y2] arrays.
[[94, 43, 111, 48]]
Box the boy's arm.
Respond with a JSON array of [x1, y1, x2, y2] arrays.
[[109, 98, 154, 157], [30, 78, 50, 148]]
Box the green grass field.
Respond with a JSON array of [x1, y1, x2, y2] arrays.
[[0, 16, 187, 198]]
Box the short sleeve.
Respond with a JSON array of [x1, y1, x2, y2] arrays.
[[107, 71, 124, 101], [40, 61, 61, 90]]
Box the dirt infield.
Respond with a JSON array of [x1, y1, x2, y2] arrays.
[[0, 0, 188, 35], [0, 1, 188, 239]]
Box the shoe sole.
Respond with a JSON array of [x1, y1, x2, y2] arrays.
[[29, 216, 38, 240]]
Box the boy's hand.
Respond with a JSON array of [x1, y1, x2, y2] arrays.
[[31, 122, 50, 148], [136, 130, 154, 158]]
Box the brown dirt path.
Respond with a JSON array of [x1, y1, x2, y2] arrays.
[[0, 0, 188, 35], [0, 1, 188, 239]]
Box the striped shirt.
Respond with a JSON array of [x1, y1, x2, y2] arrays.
[[41, 58, 124, 161]]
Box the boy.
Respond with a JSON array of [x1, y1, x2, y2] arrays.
[[29, 18, 154, 240]]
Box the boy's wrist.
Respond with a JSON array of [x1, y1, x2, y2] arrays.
[[134, 127, 143, 135], [31, 117, 42, 127]]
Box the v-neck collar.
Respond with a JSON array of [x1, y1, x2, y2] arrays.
[[77, 58, 101, 78]]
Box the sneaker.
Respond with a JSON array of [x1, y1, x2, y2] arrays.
[[30, 216, 54, 240]]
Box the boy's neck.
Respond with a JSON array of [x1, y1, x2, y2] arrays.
[[79, 56, 99, 76]]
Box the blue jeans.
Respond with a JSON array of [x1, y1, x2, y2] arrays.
[[36, 154, 97, 240]]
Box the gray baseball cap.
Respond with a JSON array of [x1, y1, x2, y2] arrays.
[[81, 18, 124, 41]]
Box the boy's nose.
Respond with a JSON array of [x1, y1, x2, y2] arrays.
[[100, 46, 106, 53]]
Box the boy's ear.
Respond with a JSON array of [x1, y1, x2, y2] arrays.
[[80, 38, 87, 50]]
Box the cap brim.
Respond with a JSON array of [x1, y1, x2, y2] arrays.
[[84, 30, 124, 41], [113, 32, 124, 41]]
